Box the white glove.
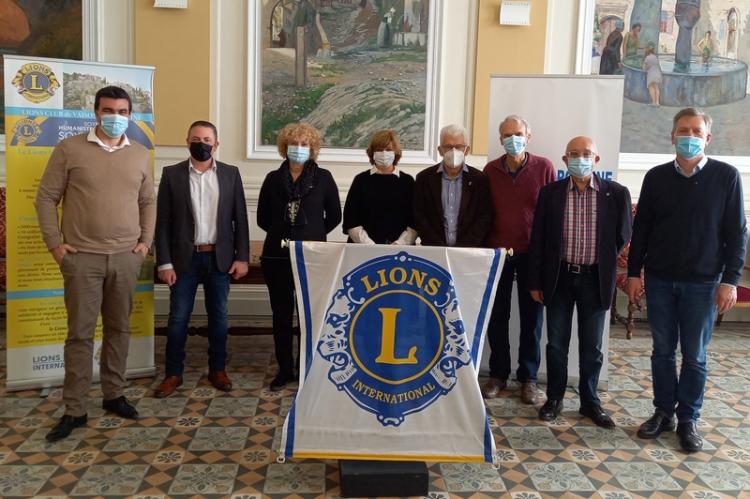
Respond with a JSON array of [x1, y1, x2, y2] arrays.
[[347, 226, 376, 244], [392, 227, 417, 245]]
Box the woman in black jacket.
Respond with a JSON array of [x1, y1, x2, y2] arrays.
[[257, 123, 341, 391], [342, 130, 416, 245]]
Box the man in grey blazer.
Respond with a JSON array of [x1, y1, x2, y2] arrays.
[[154, 120, 250, 397]]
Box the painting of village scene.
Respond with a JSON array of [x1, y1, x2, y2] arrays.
[[259, 0, 431, 150], [591, 0, 750, 155], [63, 72, 153, 114]]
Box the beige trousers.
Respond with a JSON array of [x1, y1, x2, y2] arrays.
[[60, 251, 144, 416]]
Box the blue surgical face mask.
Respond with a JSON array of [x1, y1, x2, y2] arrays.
[[502, 135, 527, 156], [99, 114, 130, 138], [287, 145, 310, 164], [566, 157, 594, 179], [675, 136, 705, 160]]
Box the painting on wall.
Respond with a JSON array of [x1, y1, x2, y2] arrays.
[[0, 0, 82, 138], [590, 0, 750, 156], [248, 0, 441, 163]]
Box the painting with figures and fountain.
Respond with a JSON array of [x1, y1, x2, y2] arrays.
[[592, 0, 750, 156]]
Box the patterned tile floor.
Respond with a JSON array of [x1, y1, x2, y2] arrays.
[[1, 323, 750, 498]]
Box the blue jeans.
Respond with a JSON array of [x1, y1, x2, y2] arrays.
[[487, 253, 544, 382], [545, 267, 607, 406], [165, 251, 230, 376], [644, 273, 718, 423]]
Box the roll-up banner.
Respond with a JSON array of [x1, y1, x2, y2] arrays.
[[485, 75, 625, 387], [3, 55, 156, 390]]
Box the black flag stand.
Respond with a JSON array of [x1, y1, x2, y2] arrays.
[[339, 460, 429, 497]]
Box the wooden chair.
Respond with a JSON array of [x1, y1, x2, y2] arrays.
[[610, 203, 748, 330], [716, 265, 750, 325], [611, 203, 642, 339], [154, 241, 283, 336]]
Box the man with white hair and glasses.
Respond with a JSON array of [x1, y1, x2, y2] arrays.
[[413, 124, 492, 247]]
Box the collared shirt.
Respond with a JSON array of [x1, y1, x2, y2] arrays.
[[189, 159, 220, 245], [438, 162, 468, 247], [502, 152, 528, 178], [369, 166, 401, 176], [87, 128, 130, 152], [562, 175, 599, 265], [157, 159, 220, 272], [673, 155, 708, 177]]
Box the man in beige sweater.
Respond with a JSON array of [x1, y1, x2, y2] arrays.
[[35, 86, 156, 442]]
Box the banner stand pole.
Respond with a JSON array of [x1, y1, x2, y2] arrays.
[[339, 460, 428, 497]]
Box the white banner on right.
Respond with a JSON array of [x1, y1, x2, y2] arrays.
[[483, 74, 625, 388]]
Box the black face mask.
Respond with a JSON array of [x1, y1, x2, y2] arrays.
[[189, 141, 213, 162]]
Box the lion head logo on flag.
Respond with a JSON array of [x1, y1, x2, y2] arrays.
[[317, 252, 471, 426]]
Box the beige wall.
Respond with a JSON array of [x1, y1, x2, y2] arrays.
[[133, 0, 211, 145], [471, 0, 548, 155]]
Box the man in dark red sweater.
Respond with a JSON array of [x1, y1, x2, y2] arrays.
[[481, 115, 556, 403]]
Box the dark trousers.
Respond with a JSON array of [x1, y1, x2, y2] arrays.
[[165, 251, 230, 377], [486, 253, 544, 382], [545, 266, 607, 407], [261, 257, 298, 377]]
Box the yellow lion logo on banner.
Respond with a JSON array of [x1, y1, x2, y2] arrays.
[[11, 63, 61, 104]]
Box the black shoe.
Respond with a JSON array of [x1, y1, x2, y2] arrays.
[[45, 414, 88, 442], [270, 373, 294, 392], [539, 399, 563, 421], [579, 405, 615, 429], [676, 421, 703, 453], [102, 396, 139, 419], [637, 413, 676, 439]]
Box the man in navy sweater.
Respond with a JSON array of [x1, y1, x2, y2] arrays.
[[627, 108, 747, 452]]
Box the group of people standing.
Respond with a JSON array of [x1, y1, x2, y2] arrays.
[[36, 86, 746, 457], [480, 107, 745, 455]]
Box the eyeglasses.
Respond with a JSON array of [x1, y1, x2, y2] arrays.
[[566, 150, 596, 159], [441, 145, 467, 151]]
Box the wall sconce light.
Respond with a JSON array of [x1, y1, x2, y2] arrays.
[[154, 0, 188, 8], [499, 0, 531, 26]]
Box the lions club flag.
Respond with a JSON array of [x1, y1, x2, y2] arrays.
[[279, 242, 505, 462]]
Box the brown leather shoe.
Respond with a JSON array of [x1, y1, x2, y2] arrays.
[[520, 382, 543, 405], [481, 377, 507, 399], [154, 376, 182, 398], [208, 370, 232, 392]]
